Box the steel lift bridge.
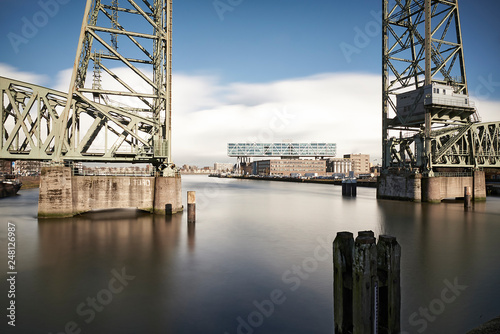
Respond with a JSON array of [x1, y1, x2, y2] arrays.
[[382, 0, 500, 174], [1, 0, 174, 171]]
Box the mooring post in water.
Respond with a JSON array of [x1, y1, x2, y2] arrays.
[[342, 178, 357, 197], [187, 191, 196, 223], [464, 186, 472, 210], [334, 231, 401, 334], [377, 235, 401, 334], [333, 232, 354, 334], [353, 233, 377, 334]]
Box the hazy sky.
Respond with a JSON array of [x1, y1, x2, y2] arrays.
[[1, 0, 499, 166]]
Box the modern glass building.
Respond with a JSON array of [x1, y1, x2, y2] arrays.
[[227, 143, 336, 158]]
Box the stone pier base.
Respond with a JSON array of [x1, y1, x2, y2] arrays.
[[154, 175, 183, 215], [377, 171, 486, 203], [377, 173, 422, 202], [38, 166, 183, 218]]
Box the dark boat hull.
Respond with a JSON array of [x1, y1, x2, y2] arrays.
[[0, 181, 22, 198]]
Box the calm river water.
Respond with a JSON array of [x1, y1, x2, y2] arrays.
[[1, 175, 500, 334]]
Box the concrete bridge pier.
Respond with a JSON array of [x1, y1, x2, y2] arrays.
[[377, 170, 486, 203], [38, 166, 183, 218], [153, 174, 183, 215], [421, 170, 486, 203], [376, 172, 422, 202]]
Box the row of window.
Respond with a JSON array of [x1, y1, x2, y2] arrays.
[[433, 88, 447, 95], [271, 162, 324, 166], [269, 169, 324, 172]]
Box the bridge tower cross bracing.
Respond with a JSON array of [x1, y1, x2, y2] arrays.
[[53, 0, 173, 165], [0, 0, 173, 166], [381, 0, 490, 173]]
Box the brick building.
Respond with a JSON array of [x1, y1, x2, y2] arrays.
[[214, 162, 234, 172], [252, 159, 326, 176], [13, 160, 42, 176], [0, 161, 13, 174], [343, 154, 370, 175]]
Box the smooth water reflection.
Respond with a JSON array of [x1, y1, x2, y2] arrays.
[[1, 176, 499, 333]]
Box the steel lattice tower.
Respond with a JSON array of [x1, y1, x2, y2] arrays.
[[48, 0, 174, 165], [382, 0, 480, 173]]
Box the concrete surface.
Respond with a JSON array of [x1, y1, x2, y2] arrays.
[[38, 166, 183, 218]]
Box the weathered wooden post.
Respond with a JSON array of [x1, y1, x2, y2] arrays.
[[334, 231, 401, 334], [464, 186, 472, 210], [333, 232, 354, 334], [187, 191, 196, 223], [353, 233, 377, 334], [358, 231, 374, 238], [377, 235, 401, 334]]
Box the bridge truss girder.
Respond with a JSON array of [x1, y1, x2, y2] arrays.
[[386, 121, 500, 169], [0, 76, 161, 162]]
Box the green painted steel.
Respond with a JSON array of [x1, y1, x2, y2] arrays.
[[385, 122, 500, 169], [0, 0, 173, 165], [380, 0, 499, 171]]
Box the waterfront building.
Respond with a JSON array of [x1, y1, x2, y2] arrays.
[[326, 158, 352, 176], [228, 142, 336, 175], [214, 162, 234, 172], [343, 154, 370, 175], [13, 160, 42, 176], [252, 159, 326, 177], [228, 142, 336, 159]]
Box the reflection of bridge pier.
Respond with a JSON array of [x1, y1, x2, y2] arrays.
[[38, 166, 182, 218], [35, 211, 186, 333]]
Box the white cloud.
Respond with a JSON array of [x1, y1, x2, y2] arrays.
[[0, 63, 48, 86], [173, 73, 223, 114], [472, 99, 500, 124], [52, 68, 73, 93], [171, 72, 383, 165]]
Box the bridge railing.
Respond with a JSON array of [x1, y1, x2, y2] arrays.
[[71, 168, 155, 177], [425, 172, 474, 178]]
